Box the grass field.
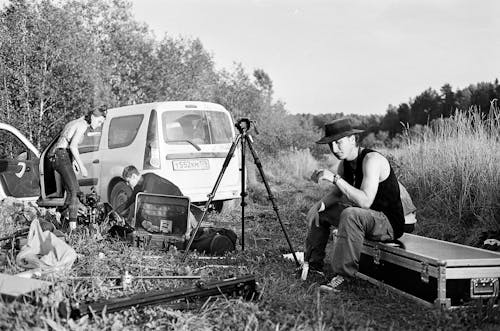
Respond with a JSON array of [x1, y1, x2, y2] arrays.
[[1, 109, 499, 330], [1, 173, 499, 330]]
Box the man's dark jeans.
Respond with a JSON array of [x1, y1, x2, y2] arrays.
[[305, 202, 349, 270], [50, 148, 79, 223], [305, 202, 394, 277]]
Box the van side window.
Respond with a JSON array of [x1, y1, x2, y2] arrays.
[[108, 115, 144, 149], [79, 126, 103, 153]]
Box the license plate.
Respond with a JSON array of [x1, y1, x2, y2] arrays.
[[172, 159, 209, 171]]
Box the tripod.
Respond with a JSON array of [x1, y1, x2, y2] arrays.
[[182, 119, 300, 266]]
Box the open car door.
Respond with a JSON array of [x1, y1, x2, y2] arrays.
[[38, 124, 104, 208], [0, 123, 40, 199]]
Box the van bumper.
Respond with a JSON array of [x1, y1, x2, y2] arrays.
[[184, 188, 240, 203]]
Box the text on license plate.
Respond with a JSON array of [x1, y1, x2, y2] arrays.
[[172, 159, 209, 171]]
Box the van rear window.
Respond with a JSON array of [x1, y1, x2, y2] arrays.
[[162, 111, 232, 145], [108, 115, 144, 149]]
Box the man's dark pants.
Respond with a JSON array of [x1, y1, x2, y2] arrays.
[[305, 202, 394, 277], [50, 148, 80, 223]]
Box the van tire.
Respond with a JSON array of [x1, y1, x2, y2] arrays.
[[110, 181, 132, 210]]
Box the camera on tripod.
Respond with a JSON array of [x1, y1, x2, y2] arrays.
[[182, 116, 298, 266], [235, 118, 252, 133], [77, 188, 105, 226], [80, 190, 99, 209]]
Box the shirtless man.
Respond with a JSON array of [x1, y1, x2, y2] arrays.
[[305, 117, 405, 291], [49, 107, 106, 231]]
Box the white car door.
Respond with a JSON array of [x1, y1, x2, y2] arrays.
[[76, 125, 103, 196], [0, 123, 40, 200]]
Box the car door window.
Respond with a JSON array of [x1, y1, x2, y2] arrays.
[[79, 125, 103, 153], [0, 130, 30, 160], [108, 115, 144, 149]]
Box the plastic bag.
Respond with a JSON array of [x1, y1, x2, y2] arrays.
[[16, 219, 77, 272]]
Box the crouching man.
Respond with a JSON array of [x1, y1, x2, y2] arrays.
[[305, 118, 405, 292], [115, 165, 198, 236]]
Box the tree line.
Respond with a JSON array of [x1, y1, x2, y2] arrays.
[[0, 0, 317, 155], [1, 0, 497, 156], [298, 79, 500, 150]]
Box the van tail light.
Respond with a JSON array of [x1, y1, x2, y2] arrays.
[[144, 109, 160, 169]]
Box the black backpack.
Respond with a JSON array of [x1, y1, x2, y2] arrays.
[[189, 227, 237, 255]]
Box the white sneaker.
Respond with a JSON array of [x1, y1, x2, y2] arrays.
[[319, 275, 345, 292]]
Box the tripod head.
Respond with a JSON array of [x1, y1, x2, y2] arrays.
[[235, 118, 259, 134], [235, 118, 251, 133]]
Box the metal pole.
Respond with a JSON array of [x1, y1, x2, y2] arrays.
[[240, 130, 247, 250], [72, 275, 257, 318]]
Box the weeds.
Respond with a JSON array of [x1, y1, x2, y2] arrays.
[[392, 104, 500, 243], [249, 148, 320, 186], [1, 118, 500, 329]]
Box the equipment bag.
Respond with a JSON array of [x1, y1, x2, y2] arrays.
[[189, 227, 237, 256], [398, 182, 417, 233]]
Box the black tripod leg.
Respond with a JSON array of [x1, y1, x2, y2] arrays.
[[244, 137, 300, 267], [240, 133, 246, 250], [181, 134, 242, 262]]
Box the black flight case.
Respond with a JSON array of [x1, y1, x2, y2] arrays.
[[358, 233, 500, 308]]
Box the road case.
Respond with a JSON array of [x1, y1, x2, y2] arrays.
[[358, 233, 500, 308], [129, 193, 190, 250]]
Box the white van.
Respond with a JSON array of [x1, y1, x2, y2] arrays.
[[38, 101, 241, 211]]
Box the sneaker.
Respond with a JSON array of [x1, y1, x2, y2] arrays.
[[295, 263, 326, 280], [319, 275, 345, 292]]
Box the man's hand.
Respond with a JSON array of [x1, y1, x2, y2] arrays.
[[115, 213, 125, 226], [319, 169, 335, 183], [311, 169, 334, 183], [73, 162, 88, 177], [306, 201, 324, 228]]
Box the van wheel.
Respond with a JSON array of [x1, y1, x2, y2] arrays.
[[110, 181, 132, 210], [214, 199, 240, 214]]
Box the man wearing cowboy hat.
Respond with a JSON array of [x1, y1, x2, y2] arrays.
[[305, 117, 405, 292]]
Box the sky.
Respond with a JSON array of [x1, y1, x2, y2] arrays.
[[2, 0, 499, 115], [129, 0, 500, 115]]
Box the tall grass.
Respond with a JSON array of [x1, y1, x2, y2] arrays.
[[248, 148, 320, 186], [392, 103, 500, 244]]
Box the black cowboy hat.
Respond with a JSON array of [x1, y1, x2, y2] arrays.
[[315, 118, 364, 144]]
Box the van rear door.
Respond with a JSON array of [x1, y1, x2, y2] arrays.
[[160, 109, 240, 202]]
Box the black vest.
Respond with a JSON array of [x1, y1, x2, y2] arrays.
[[342, 148, 405, 238]]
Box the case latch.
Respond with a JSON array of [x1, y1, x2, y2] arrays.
[[420, 263, 429, 283], [470, 278, 499, 299]]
